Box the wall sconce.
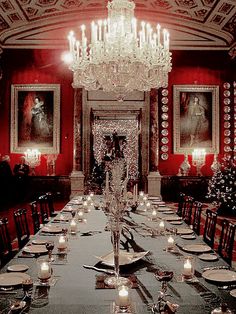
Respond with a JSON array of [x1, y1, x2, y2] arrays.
[[192, 148, 206, 176], [24, 148, 41, 175]]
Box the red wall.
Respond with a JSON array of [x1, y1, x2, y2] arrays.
[[0, 49, 74, 175], [0, 49, 235, 176]]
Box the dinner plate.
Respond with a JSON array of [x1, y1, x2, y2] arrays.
[[149, 197, 161, 201], [32, 239, 47, 245], [176, 228, 194, 235], [7, 264, 29, 272], [198, 253, 218, 261], [181, 244, 212, 253], [162, 211, 175, 215], [96, 251, 149, 266], [180, 234, 196, 240], [156, 207, 173, 212], [0, 273, 31, 287], [164, 216, 182, 222], [230, 289, 236, 298], [23, 245, 48, 254], [169, 220, 183, 225], [41, 226, 63, 233], [53, 214, 71, 222], [202, 269, 236, 283]]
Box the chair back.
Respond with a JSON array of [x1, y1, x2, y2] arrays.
[[218, 220, 235, 266], [0, 218, 13, 264], [203, 209, 217, 248], [38, 195, 50, 224], [30, 201, 41, 234], [13, 208, 30, 249], [176, 192, 185, 216], [45, 192, 57, 217], [192, 201, 202, 235], [182, 196, 194, 225]]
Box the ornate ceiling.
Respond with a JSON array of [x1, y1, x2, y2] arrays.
[[0, 0, 235, 54]]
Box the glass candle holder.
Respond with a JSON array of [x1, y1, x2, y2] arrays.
[[151, 209, 157, 220], [167, 235, 175, 250], [182, 256, 195, 279], [116, 285, 131, 310], [70, 219, 78, 234], [37, 259, 52, 284], [57, 235, 67, 251], [159, 220, 165, 233], [78, 209, 84, 221]]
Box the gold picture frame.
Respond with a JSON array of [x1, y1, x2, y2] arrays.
[[11, 84, 60, 154], [173, 85, 219, 154]]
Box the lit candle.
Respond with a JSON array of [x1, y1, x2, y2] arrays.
[[167, 235, 175, 250], [159, 220, 165, 232], [118, 285, 130, 308], [152, 209, 157, 218], [143, 196, 147, 202], [39, 262, 50, 280], [183, 258, 193, 277], [58, 235, 67, 250], [78, 210, 84, 220], [139, 191, 144, 199], [146, 202, 151, 210], [70, 219, 77, 234]]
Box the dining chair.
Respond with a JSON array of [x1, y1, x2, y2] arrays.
[[191, 201, 202, 235], [0, 217, 16, 267], [45, 192, 58, 217], [176, 192, 185, 216], [203, 209, 217, 248], [182, 195, 194, 225], [13, 208, 30, 249], [38, 194, 50, 224], [30, 201, 41, 234], [218, 219, 235, 266]]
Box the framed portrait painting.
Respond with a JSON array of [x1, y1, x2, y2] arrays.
[[11, 84, 60, 154], [173, 85, 219, 154]]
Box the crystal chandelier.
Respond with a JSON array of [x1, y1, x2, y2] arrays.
[[67, 0, 172, 99]]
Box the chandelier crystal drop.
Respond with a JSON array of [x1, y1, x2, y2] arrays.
[[67, 0, 172, 98]]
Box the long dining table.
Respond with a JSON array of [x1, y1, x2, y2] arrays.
[[0, 196, 236, 314]]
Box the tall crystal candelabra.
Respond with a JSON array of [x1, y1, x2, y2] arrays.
[[192, 148, 206, 176], [24, 149, 41, 175], [104, 159, 131, 288]]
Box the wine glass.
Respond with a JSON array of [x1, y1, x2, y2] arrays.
[[22, 279, 33, 300], [45, 241, 55, 262]]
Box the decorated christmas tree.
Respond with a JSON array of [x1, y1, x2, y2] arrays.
[[207, 157, 236, 215]]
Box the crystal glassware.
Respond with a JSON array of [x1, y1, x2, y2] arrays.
[[45, 241, 55, 262], [37, 258, 52, 285], [104, 215, 131, 288]]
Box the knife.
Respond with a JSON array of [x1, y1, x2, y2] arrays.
[[83, 265, 115, 275]]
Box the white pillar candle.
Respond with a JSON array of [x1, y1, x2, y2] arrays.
[[118, 285, 130, 308], [159, 220, 165, 232], [78, 210, 84, 219], [70, 219, 77, 234], [167, 235, 175, 250], [39, 262, 50, 280], [183, 258, 192, 277], [146, 202, 151, 210], [58, 235, 67, 250]]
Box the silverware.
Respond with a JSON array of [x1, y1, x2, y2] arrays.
[[83, 264, 115, 275], [218, 284, 236, 290], [202, 266, 229, 272], [0, 291, 17, 294]]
